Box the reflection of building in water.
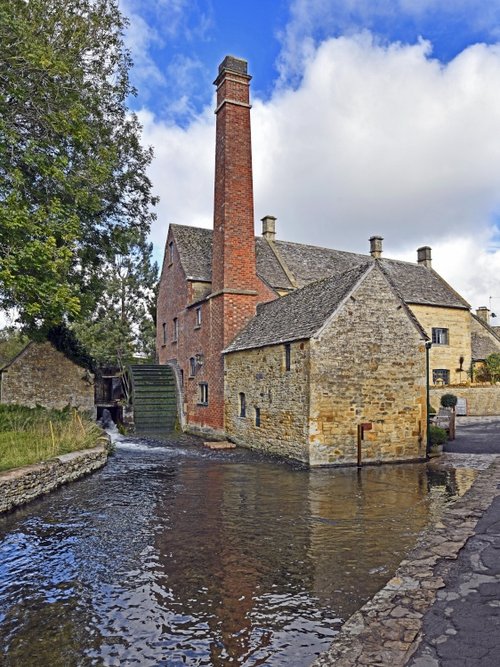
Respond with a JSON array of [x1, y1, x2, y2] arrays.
[[151, 460, 453, 664], [306, 465, 431, 615]]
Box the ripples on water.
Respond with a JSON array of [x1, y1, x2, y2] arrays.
[[0, 435, 476, 666]]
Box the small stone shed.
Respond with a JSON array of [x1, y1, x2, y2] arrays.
[[0, 341, 94, 412], [224, 262, 429, 466]]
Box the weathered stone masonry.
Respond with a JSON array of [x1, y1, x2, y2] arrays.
[[0, 444, 109, 514]]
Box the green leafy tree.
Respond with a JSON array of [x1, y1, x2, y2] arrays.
[[0, 327, 29, 367], [0, 0, 157, 334], [485, 353, 500, 383], [73, 237, 158, 367]]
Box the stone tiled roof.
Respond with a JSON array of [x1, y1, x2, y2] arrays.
[[224, 263, 372, 352], [169, 224, 470, 308], [471, 314, 500, 360]]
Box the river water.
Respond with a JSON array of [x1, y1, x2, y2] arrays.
[[0, 435, 476, 667]]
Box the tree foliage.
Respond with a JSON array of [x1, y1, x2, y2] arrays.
[[0, 0, 157, 334], [0, 327, 29, 367], [72, 237, 158, 367], [485, 353, 500, 383]]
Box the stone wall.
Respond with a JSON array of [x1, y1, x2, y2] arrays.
[[410, 305, 471, 386], [224, 341, 311, 463], [309, 267, 427, 466], [0, 444, 108, 513], [0, 342, 94, 411], [430, 385, 500, 415]]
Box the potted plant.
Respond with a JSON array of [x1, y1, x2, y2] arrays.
[[428, 425, 447, 457]]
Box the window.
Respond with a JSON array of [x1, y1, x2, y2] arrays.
[[189, 357, 196, 377], [433, 369, 450, 385], [284, 343, 291, 371], [199, 383, 208, 405], [168, 241, 174, 264], [255, 407, 261, 427], [432, 328, 449, 345], [173, 317, 178, 342], [239, 392, 246, 418], [195, 307, 202, 328], [162, 322, 167, 345]]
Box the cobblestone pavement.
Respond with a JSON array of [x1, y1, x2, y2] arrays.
[[312, 418, 500, 667]]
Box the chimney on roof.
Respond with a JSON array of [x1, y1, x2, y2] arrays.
[[261, 215, 276, 242], [211, 55, 257, 295], [369, 236, 383, 259], [476, 307, 490, 324], [417, 246, 432, 269]]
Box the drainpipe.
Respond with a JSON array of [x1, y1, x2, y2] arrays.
[[425, 340, 432, 456]]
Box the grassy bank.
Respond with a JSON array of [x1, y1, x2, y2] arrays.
[[0, 405, 103, 473]]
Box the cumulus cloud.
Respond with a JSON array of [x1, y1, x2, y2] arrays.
[[141, 34, 500, 313]]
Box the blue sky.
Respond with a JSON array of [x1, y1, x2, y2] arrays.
[[120, 0, 500, 313]]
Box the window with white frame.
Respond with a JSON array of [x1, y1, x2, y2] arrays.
[[432, 369, 450, 385], [199, 382, 208, 405], [195, 307, 202, 327], [432, 328, 449, 345]]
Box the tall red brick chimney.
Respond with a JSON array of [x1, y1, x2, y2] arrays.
[[211, 55, 257, 346]]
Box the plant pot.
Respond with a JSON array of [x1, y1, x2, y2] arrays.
[[428, 444, 443, 458]]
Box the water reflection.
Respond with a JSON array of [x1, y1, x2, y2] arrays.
[[0, 438, 476, 666]]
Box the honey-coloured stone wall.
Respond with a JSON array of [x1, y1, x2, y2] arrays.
[[410, 305, 471, 386], [224, 341, 311, 463], [430, 385, 500, 416], [0, 342, 94, 412], [309, 268, 427, 466]]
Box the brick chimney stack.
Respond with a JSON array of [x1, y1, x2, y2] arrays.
[[211, 55, 257, 295], [369, 236, 383, 259], [417, 246, 432, 269]]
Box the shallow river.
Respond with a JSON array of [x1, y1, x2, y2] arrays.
[[0, 435, 476, 666]]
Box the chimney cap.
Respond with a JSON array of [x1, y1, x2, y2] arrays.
[[261, 215, 277, 241], [218, 55, 248, 76], [417, 246, 432, 268]]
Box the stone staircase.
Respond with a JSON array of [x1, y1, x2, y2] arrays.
[[127, 365, 178, 434]]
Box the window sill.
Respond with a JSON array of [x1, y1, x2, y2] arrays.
[[194, 325, 201, 330], [172, 339, 177, 344], [197, 402, 208, 407]]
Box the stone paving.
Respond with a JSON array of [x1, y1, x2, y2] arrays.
[[312, 421, 500, 667]]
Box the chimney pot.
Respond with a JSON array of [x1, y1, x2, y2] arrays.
[[369, 236, 383, 259], [261, 215, 277, 242], [476, 307, 490, 324], [417, 246, 432, 269]]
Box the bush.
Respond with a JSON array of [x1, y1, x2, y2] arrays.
[[430, 425, 447, 446], [440, 393, 458, 409]]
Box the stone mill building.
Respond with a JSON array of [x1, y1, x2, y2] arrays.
[[156, 55, 500, 466]]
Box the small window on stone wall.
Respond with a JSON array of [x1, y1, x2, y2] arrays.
[[284, 343, 291, 371], [189, 357, 196, 377], [173, 317, 178, 342], [162, 322, 167, 345], [255, 406, 261, 427], [195, 307, 202, 328], [199, 382, 208, 405], [432, 369, 450, 385], [239, 392, 246, 418], [432, 328, 449, 345], [169, 241, 174, 264]]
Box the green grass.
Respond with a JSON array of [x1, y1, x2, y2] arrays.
[[0, 404, 103, 472]]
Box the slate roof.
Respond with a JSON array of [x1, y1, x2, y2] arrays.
[[224, 263, 371, 352], [168, 224, 470, 309], [471, 314, 500, 361]]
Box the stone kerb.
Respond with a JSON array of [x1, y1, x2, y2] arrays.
[[0, 438, 110, 513], [312, 456, 500, 667]]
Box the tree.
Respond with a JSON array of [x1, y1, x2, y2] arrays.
[[0, 0, 157, 334], [485, 353, 500, 384], [72, 236, 158, 367], [0, 327, 28, 367]]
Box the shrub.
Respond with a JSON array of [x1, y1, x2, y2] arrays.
[[440, 393, 458, 409], [429, 425, 447, 446]]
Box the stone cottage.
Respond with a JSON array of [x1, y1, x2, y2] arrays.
[[224, 262, 428, 465], [0, 341, 94, 412], [156, 55, 487, 463]]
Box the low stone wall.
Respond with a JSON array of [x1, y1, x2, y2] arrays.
[[0, 442, 109, 513], [430, 385, 500, 415]]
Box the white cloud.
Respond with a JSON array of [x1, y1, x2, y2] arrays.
[[141, 34, 500, 311]]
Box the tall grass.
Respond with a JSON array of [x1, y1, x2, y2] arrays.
[[0, 405, 103, 472]]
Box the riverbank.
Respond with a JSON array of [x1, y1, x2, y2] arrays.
[[312, 453, 500, 667], [0, 441, 110, 513]]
